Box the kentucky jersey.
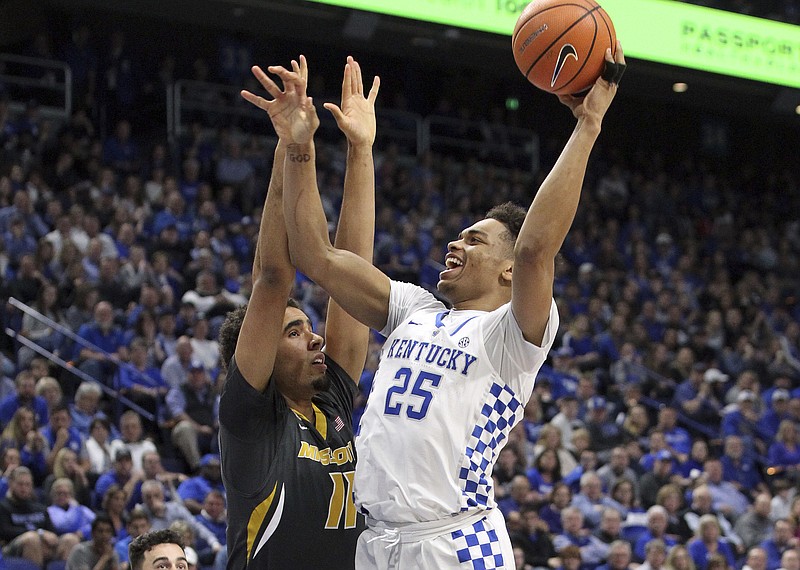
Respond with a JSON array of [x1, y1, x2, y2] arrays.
[[354, 281, 558, 523], [220, 356, 364, 569]]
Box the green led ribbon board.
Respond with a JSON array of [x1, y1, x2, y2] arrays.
[[306, 0, 800, 88]]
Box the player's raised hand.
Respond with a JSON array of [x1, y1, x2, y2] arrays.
[[558, 40, 624, 126], [241, 55, 319, 145], [324, 56, 380, 148]]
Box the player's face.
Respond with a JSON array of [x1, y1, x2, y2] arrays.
[[438, 218, 512, 305], [142, 543, 189, 570], [274, 307, 328, 396]]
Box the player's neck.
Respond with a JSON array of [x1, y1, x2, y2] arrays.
[[285, 395, 314, 423], [452, 292, 509, 312]]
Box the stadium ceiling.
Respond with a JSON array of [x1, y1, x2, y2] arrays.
[[48, 0, 800, 120]]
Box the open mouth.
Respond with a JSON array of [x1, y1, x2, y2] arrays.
[[440, 254, 464, 279], [312, 353, 327, 371]]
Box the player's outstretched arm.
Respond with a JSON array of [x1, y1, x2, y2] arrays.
[[322, 56, 381, 383], [234, 62, 311, 392], [512, 42, 624, 345], [267, 59, 391, 333]]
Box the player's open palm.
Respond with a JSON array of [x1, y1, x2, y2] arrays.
[[325, 56, 380, 147], [241, 55, 320, 145]]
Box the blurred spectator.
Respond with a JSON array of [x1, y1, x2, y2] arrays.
[[163, 362, 218, 472], [66, 513, 120, 570], [571, 472, 627, 529], [744, 547, 769, 570], [597, 447, 638, 498], [109, 410, 157, 472], [594, 507, 625, 547], [681, 484, 743, 553], [138, 479, 222, 554], [0, 466, 71, 567], [665, 544, 696, 570], [69, 381, 108, 439], [702, 457, 750, 519], [180, 269, 246, 321], [499, 475, 537, 519], [640, 451, 676, 509], [114, 507, 151, 569], [721, 435, 767, 498], [734, 494, 776, 551], [687, 514, 736, 570], [551, 394, 584, 452], [634, 506, 678, 562], [768, 420, 800, 480], [194, 489, 226, 564], [0, 369, 49, 426], [46, 477, 95, 541], [40, 401, 84, 469], [779, 549, 800, 570], [596, 540, 634, 570], [94, 448, 143, 511], [16, 282, 65, 368], [639, 539, 668, 570], [541, 482, 573, 535], [188, 316, 220, 373], [1, 407, 48, 484], [553, 506, 609, 570], [73, 300, 129, 386], [85, 416, 118, 480], [673, 365, 724, 426], [535, 423, 578, 478], [526, 448, 562, 498], [98, 484, 129, 539], [760, 519, 798, 570], [656, 407, 692, 463], [43, 447, 92, 507], [176, 453, 224, 515], [117, 337, 167, 436]]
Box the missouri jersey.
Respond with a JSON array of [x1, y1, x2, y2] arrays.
[[354, 281, 558, 523], [220, 356, 364, 569]]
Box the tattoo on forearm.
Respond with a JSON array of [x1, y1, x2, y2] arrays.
[[287, 145, 311, 163]]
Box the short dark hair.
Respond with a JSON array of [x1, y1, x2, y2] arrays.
[[129, 529, 184, 570], [485, 202, 526, 258], [218, 298, 302, 372], [92, 513, 114, 532]]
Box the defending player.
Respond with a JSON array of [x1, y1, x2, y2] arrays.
[[217, 55, 379, 569], [269, 43, 625, 569]]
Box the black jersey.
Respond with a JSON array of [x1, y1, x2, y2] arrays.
[[219, 356, 364, 569]]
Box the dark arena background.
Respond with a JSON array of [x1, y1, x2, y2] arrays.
[[0, 0, 799, 568]]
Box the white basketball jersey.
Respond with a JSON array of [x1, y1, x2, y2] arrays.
[[354, 282, 558, 523]]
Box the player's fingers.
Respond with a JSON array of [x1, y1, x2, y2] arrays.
[[351, 57, 363, 96], [615, 40, 625, 65], [299, 55, 308, 81], [251, 67, 283, 98], [367, 76, 380, 105], [341, 61, 352, 98], [240, 90, 269, 110], [323, 102, 345, 125]]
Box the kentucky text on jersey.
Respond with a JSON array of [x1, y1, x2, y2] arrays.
[[297, 441, 356, 466], [384, 339, 479, 376]]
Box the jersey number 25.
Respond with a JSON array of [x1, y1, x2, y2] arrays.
[[384, 368, 442, 420]]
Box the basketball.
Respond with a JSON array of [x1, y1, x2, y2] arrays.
[[512, 0, 617, 95]]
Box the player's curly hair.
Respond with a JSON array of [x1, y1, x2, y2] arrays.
[[129, 529, 184, 570], [217, 298, 302, 372], [485, 201, 526, 258]]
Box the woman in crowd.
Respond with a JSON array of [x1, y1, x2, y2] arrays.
[[768, 420, 800, 479], [686, 514, 735, 570], [1, 406, 48, 484], [539, 481, 573, 535], [43, 447, 93, 507], [665, 545, 697, 570], [85, 417, 119, 483], [526, 448, 563, 498], [534, 424, 578, 477], [17, 282, 65, 367], [0, 446, 20, 496], [99, 483, 130, 539]]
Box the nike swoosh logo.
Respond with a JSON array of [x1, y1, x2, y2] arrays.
[[298, 424, 308, 430], [551, 43, 578, 88], [408, 321, 422, 325]]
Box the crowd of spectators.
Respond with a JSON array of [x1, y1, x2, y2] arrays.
[[0, 7, 797, 570]]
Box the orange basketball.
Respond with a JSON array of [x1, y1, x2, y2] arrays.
[[512, 0, 616, 95]]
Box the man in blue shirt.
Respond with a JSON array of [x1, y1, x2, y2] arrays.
[[760, 519, 796, 570], [0, 369, 49, 427], [74, 301, 128, 386], [176, 453, 225, 515], [656, 407, 692, 463]]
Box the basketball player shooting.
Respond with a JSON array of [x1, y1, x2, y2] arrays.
[[274, 43, 624, 569], [216, 55, 379, 569]]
